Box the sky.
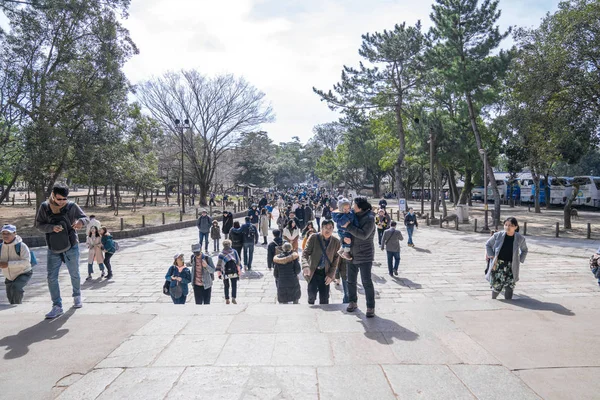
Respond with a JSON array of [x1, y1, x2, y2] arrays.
[[2, 0, 562, 144]]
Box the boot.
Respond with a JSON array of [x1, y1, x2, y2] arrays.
[[504, 287, 514, 300], [232, 298, 237, 304], [366, 308, 375, 318], [226, 299, 230, 304], [492, 290, 499, 299], [346, 302, 357, 312]]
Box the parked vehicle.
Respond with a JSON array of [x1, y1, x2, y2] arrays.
[[520, 178, 547, 205], [572, 176, 600, 208], [549, 177, 573, 206]]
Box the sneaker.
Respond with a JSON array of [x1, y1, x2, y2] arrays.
[[105, 273, 113, 280], [226, 299, 230, 304], [232, 298, 237, 304], [346, 302, 358, 312], [366, 308, 375, 318], [45, 305, 64, 319], [73, 296, 83, 308], [86, 275, 93, 281]]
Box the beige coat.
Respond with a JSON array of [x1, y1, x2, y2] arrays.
[[301, 233, 341, 283], [86, 234, 105, 264]]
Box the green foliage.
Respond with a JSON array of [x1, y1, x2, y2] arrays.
[[234, 131, 274, 187]]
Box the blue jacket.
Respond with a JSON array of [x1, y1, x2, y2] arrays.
[[165, 266, 192, 297], [232, 223, 258, 244], [101, 234, 116, 254], [248, 209, 260, 224]]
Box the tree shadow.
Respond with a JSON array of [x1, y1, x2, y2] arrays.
[[0, 308, 74, 359], [412, 246, 431, 253], [501, 295, 575, 316]]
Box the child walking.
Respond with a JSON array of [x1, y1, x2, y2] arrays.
[[211, 220, 221, 253]]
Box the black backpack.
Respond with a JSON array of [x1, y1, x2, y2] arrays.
[[246, 225, 256, 241], [224, 252, 239, 279], [45, 202, 75, 254]]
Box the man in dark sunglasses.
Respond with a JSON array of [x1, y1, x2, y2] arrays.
[[35, 183, 89, 319]]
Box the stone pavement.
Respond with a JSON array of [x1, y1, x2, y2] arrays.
[[1, 216, 600, 399]]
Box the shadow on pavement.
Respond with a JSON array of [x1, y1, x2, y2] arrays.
[[412, 246, 431, 253], [394, 277, 423, 289], [82, 279, 115, 290], [240, 271, 264, 280], [0, 308, 75, 359], [316, 304, 419, 344], [501, 295, 575, 316]]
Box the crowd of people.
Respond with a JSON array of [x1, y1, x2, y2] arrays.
[[2, 183, 571, 320]]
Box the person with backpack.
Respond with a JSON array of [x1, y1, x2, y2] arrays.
[[301, 220, 341, 305], [0, 224, 34, 304], [273, 242, 301, 304], [221, 210, 234, 240], [267, 229, 284, 271], [380, 221, 404, 277], [86, 226, 106, 280], [231, 217, 258, 270], [196, 209, 212, 253], [99, 227, 115, 280], [210, 220, 221, 253], [35, 183, 89, 319], [216, 239, 242, 304], [166, 253, 192, 304], [321, 202, 332, 220], [190, 243, 216, 304]]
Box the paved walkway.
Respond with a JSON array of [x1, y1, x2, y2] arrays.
[[1, 217, 599, 399]]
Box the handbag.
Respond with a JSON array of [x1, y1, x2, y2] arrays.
[[170, 281, 183, 298], [163, 266, 173, 296]]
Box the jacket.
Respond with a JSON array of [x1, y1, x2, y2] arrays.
[[197, 215, 212, 233], [485, 231, 528, 282], [346, 210, 376, 263], [305, 206, 313, 222], [232, 223, 258, 244], [404, 213, 418, 227], [273, 252, 301, 303], [295, 207, 306, 223], [222, 213, 234, 234], [229, 229, 244, 249], [210, 225, 221, 240], [190, 254, 216, 289], [301, 233, 341, 283], [248, 208, 260, 224], [0, 235, 32, 281], [86, 234, 104, 264], [259, 214, 269, 236], [101, 234, 116, 254], [267, 236, 283, 269], [380, 228, 404, 253], [375, 214, 391, 230], [165, 266, 192, 297], [35, 200, 89, 249]]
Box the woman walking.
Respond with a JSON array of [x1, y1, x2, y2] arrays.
[[485, 217, 528, 299], [283, 219, 301, 251], [260, 208, 269, 245], [165, 253, 191, 304], [273, 242, 301, 304], [216, 239, 242, 304], [314, 202, 323, 232], [100, 227, 115, 280], [86, 226, 105, 280], [190, 244, 216, 304], [301, 221, 316, 250]]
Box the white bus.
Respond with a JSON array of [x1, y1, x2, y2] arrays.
[[549, 177, 573, 206], [572, 176, 600, 208]]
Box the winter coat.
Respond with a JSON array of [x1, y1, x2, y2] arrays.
[[222, 213, 234, 234], [0, 235, 31, 281], [295, 207, 306, 223], [86, 234, 105, 264], [305, 206, 313, 223], [232, 223, 258, 245], [375, 214, 391, 230], [273, 252, 301, 303], [229, 229, 244, 250], [404, 213, 418, 228], [101, 234, 116, 254], [380, 228, 404, 253], [485, 231, 528, 283], [211, 224, 221, 240], [260, 214, 269, 236], [283, 227, 301, 251], [190, 254, 216, 289], [346, 209, 376, 264], [301, 233, 341, 283], [165, 265, 192, 297], [248, 208, 260, 224], [277, 214, 286, 231], [267, 236, 284, 269], [197, 215, 213, 233], [322, 205, 332, 220]]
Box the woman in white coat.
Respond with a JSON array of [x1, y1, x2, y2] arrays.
[[86, 226, 105, 280], [283, 219, 301, 251], [259, 208, 270, 245]]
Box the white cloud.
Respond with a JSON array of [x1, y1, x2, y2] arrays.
[[123, 0, 560, 144]]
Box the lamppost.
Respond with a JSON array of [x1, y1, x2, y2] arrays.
[[479, 148, 490, 232], [175, 118, 190, 213]]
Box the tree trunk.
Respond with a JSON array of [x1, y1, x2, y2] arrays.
[[544, 174, 550, 210], [85, 185, 92, 207], [465, 93, 501, 225], [438, 162, 447, 217], [459, 168, 473, 205], [420, 165, 425, 215], [93, 185, 98, 207], [394, 103, 407, 203], [447, 168, 459, 205], [564, 183, 579, 229], [0, 173, 19, 204]]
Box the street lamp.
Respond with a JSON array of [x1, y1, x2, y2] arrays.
[[479, 148, 490, 232], [175, 118, 190, 213]]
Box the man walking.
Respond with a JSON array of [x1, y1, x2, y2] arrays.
[[380, 221, 404, 277], [302, 220, 340, 305], [404, 207, 418, 247], [0, 224, 33, 304], [35, 183, 89, 318], [232, 217, 258, 270], [342, 196, 376, 317], [197, 209, 212, 252]]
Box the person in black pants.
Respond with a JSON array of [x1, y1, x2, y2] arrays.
[[342, 196, 377, 318], [190, 244, 215, 304], [216, 240, 241, 304]]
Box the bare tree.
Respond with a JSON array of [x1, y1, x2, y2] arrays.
[[136, 71, 274, 206]]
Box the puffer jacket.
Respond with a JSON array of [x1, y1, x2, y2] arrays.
[[273, 252, 301, 303], [346, 209, 376, 263], [0, 235, 32, 281]]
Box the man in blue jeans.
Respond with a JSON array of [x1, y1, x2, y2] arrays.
[[35, 184, 89, 319], [404, 208, 418, 247], [196, 209, 212, 252], [232, 217, 258, 270], [380, 221, 404, 276]]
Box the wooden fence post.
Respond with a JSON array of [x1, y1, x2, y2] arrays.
[[474, 219, 478, 232], [120, 218, 124, 231], [142, 215, 145, 228], [556, 222, 559, 237], [455, 219, 459, 231], [588, 223, 591, 239], [162, 213, 165, 225], [180, 211, 183, 222], [523, 221, 527, 236]]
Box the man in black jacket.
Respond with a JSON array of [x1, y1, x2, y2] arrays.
[[267, 229, 283, 271], [342, 196, 377, 318], [231, 217, 258, 270], [221, 211, 234, 240]]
